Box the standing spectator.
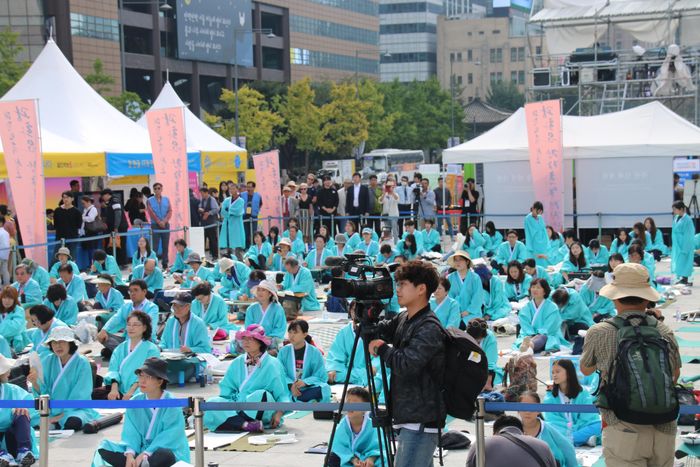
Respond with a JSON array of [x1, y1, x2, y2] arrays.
[[417, 178, 436, 227], [69, 180, 83, 209], [241, 181, 262, 248], [672, 200, 694, 285], [336, 179, 351, 234], [146, 183, 172, 269], [80, 196, 100, 263], [189, 189, 200, 228], [124, 188, 146, 225], [219, 183, 245, 255], [0, 216, 9, 285], [345, 172, 369, 228], [434, 177, 452, 234], [380, 179, 400, 240], [140, 186, 152, 201], [316, 176, 339, 234], [368, 175, 383, 235], [297, 183, 314, 243], [281, 186, 299, 228], [397, 176, 414, 235], [198, 187, 220, 260], [53, 192, 82, 261], [101, 189, 128, 265], [460, 178, 479, 234], [218, 181, 230, 204]]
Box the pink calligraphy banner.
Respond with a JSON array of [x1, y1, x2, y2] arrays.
[[525, 100, 564, 232], [0, 100, 47, 267], [253, 150, 282, 230], [146, 107, 189, 262]]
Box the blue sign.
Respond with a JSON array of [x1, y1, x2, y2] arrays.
[[106, 152, 201, 176], [234, 154, 241, 169]]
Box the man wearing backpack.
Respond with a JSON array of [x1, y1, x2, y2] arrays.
[[581, 263, 681, 467], [369, 260, 446, 467]]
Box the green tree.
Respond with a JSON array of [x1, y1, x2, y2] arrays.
[[318, 83, 369, 157], [84, 58, 114, 95], [357, 78, 396, 152], [486, 80, 525, 111], [279, 77, 322, 172], [0, 29, 29, 97], [84, 59, 148, 120]]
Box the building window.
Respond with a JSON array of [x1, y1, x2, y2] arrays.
[[292, 48, 379, 73], [510, 47, 517, 62], [467, 32, 472, 36], [492, 29, 501, 34], [490, 72, 502, 83], [478, 31, 484, 35], [379, 2, 443, 14], [309, 0, 378, 16], [262, 47, 283, 70], [291, 47, 310, 65], [518, 70, 525, 84], [535, 46, 542, 56], [518, 47, 525, 61], [292, 15, 378, 45], [489, 48, 502, 63], [467, 73, 473, 84], [456, 75, 463, 85], [70, 13, 119, 42], [379, 23, 437, 35], [467, 49, 472, 62], [381, 52, 437, 64], [456, 52, 462, 62], [511, 70, 517, 82]]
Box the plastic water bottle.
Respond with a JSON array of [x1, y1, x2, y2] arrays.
[[676, 307, 682, 322], [206, 365, 213, 385], [178, 370, 185, 388], [322, 305, 329, 321]]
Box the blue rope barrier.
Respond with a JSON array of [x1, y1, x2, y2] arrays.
[[0, 400, 36, 409], [484, 402, 700, 415], [201, 401, 371, 412], [49, 399, 190, 409]]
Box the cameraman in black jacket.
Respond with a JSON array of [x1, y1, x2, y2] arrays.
[[369, 260, 446, 467]]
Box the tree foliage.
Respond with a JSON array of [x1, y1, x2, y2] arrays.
[[278, 78, 322, 170], [0, 29, 28, 97], [318, 83, 368, 157], [486, 80, 525, 111], [84, 59, 148, 121]]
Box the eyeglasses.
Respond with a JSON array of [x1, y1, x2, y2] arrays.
[[126, 322, 144, 328]]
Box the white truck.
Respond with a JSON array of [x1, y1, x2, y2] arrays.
[[320, 159, 355, 184]]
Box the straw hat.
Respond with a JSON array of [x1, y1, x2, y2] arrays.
[[334, 234, 347, 245], [600, 263, 660, 302], [286, 181, 298, 189], [0, 354, 16, 374], [43, 327, 78, 347], [54, 247, 72, 260], [235, 324, 272, 346], [252, 280, 279, 301], [282, 186, 292, 193], [278, 238, 292, 248], [447, 250, 471, 268], [90, 277, 113, 286], [299, 183, 309, 189], [218, 257, 234, 273]]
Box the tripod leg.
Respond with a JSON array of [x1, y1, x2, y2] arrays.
[[363, 338, 394, 467]]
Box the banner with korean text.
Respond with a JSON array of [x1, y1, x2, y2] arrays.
[[146, 107, 189, 261], [0, 100, 48, 267], [525, 100, 564, 232], [253, 150, 282, 230]]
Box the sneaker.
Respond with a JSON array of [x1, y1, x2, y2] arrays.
[[16, 449, 35, 467], [585, 435, 597, 448], [519, 336, 532, 353], [242, 420, 263, 433], [0, 450, 15, 467]]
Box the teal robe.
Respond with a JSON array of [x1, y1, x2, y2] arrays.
[[12, 279, 43, 306], [462, 229, 486, 258], [278, 343, 331, 402], [95, 287, 125, 322], [402, 230, 424, 253], [131, 250, 158, 269], [579, 285, 615, 318], [192, 294, 232, 331], [304, 248, 333, 269], [104, 338, 160, 394], [95, 392, 190, 464], [345, 232, 361, 252], [93, 255, 124, 285], [103, 300, 159, 338], [609, 238, 630, 260], [326, 323, 369, 385], [558, 289, 594, 326], [375, 250, 397, 266], [447, 270, 483, 322], [0, 383, 38, 456], [482, 276, 511, 321], [171, 247, 192, 273], [0, 304, 28, 352], [204, 352, 290, 430], [0, 337, 10, 357], [32, 266, 50, 296], [543, 390, 601, 440], [524, 213, 548, 265], [481, 330, 499, 373], [429, 296, 461, 329], [180, 265, 215, 289], [281, 266, 320, 311], [547, 236, 564, 264], [395, 240, 420, 260], [356, 240, 380, 258], [504, 274, 532, 301], [561, 259, 587, 274], [245, 242, 273, 264], [537, 420, 578, 467], [37, 352, 99, 428], [421, 228, 441, 252], [270, 252, 297, 272], [629, 230, 653, 251], [131, 265, 164, 292], [218, 261, 251, 299], [494, 241, 529, 267], [648, 230, 669, 255], [288, 235, 307, 257], [219, 196, 245, 249], [49, 260, 79, 279], [159, 313, 211, 354], [27, 318, 66, 357], [672, 213, 695, 278], [585, 246, 609, 266], [332, 412, 385, 467], [43, 296, 79, 326], [58, 275, 88, 303], [244, 302, 286, 339], [513, 298, 569, 352], [484, 231, 503, 254]]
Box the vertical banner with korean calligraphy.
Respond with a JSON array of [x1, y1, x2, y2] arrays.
[[525, 100, 564, 232], [146, 107, 190, 262], [0, 100, 47, 267], [253, 150, 282, 230]]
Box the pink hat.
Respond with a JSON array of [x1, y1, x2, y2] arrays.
[[235, 324, 271, 346]]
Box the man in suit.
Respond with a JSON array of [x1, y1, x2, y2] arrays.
[[281, 185, 299, 228], [345, 172, 370, 228]]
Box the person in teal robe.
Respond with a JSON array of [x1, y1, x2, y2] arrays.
[[131, 260, 164, 293], [375, 244, 397, 266], [57, 267, 87, 304], [0, 338, 10, 358], [49, 254, 79, 280], [343, 222, 362, 252], [585, 239, 610, 266], [672, 201, 695, 283], [95, 358, 190, 467], [546, 227, 564, 265], [447, 252, 483, 323], [503, 261, 532, 301], [395, 234, 420, 260], [579, 276, 615, 321], [191, 282, 233, 331], [204, 325, 289, 432], [281, 259, 320, 311], [610, 228, 631, 260], [357, 229, 380, 257], [43, 284, 79, 326], [245, 232, 273, 270], [645, 217, 669, 256], [279, 320, 330, 402], [326, 323, 370, 386], [630, 224, 653, 252], [429, 278, 461, 329], [466, 319, 501, 389], [130, 237, 158, 269], [219, 188, 246, 251], [514, 279, 569, 353], [462, 225, 486, 259], [519, 392, 579, 467], [21, 259, 50, 297], [0, 357, 39, 465], [178, 261, 214, 290], [217, 258, 252, 300], [493, 231, 530, 273], [331, 390, 385, 467], [551, 287, 594, 343], [99, 281, 159, 351], [92, 275, 125, 325], [304, 241, 333, 270], [27, 305, 67, 357], [159, 296, 211, 355], [0, 289, 28, 353], [524, 202, 549, 266], [12, 266, 42, 307], [170, 240, 192, 273], [287, 226, 307, 257], [269, 239, 296, 271], [244, 280, 287, 346], [421, 220, 441, 252], [90, 250, 124, 286], [28, 327, 99, 430], [475, 266, 511, 321], [401, 220, 424, 252], [483, 221, 503, 255], [560, 242, 588, 282]]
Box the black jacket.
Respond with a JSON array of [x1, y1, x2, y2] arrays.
[[376, 305, 446, 426], [102, 198, 128, 233], [345, 184, 370, 216]]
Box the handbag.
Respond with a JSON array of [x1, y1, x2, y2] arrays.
[[85, 207, 108, 234]]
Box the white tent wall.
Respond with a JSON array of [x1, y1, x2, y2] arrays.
[[483, 160, 574, 229], [576, 157, 674, 229]]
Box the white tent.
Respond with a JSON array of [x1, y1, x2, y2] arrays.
[[138, 82, 245, 153], [443, 101, 700, 164]]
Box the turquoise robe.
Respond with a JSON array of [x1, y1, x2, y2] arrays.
[[0, 305, 28, 352], [609, 238, 630, 260], [180, 265, 215, 289], [58, 275, 88, 303], [245, 242, 273, 264], [304, 248, 333, 269], [171, 247, 192, 273], [104, 338, 161, 394], [429, 296, 461, 329], [93, 255, 124, 285], [494, 241, 529, 267], [543, 390, 601, 441], [547, 236, 564, 264], [218, 260, 252, 300], [504, 274, 532, 301], [345, 232, 361, 252], [531, 265, 553, 285], [0, 383, 38, 457], [579, 284, 615, 318], [356, 240, 379, 258], [203, 352, 290, 430], [629, 231, 653, 251], [103, 300, 159, 338], [524, 213, 548, 265], [326, 324, 369, 385], [32, 266, 50, 296], [270, 252, 297, 272], [558, 289, 594, 327], [561, 259, 587, 274], [375, 251, 397, 266], [49, 260, 79, 279], [27, 319, 66, 357], [95, 287, 125, 322], [278, 343, 331, 402], [131, 250, 158, 269], [43, 296, 79, 326], [537, 420, 578, 467], [192, 294, 232, 331], [288, 235, 307, 257], [447, 270, 484, 322], [672, 213, 695, 278], [12, 279, 43, 306], [332, 412, 385, 467], [159, 313, 212, 354], [484, 231, 503, 254], [219, 196, 245, 250], [0, 337, 10, 357], [395, 240, 420, 260], [483, 276, 511, 321], [481, 330, 499, 373], [585, 246, 609, 266], [244, 302, 286, 339], [281, 266, 320, 311], [131, 265, 164, 292], [95, 392, 190, 464], [462, 229, 486, 258], [421, 228, 441, 252], [648, 230, 669, 255], [513, 298, 569, 352], [37, 352, 99, 428]]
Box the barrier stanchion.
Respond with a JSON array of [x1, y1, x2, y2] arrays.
[[193, 397, 205, 467], [475, 397, 486, 467], [110, 232, 117, 259], [38, 394, 50, 467], [597, 212, 603, 241]]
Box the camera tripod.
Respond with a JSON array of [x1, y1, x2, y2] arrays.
[[324, 318, 395, 467], [688, 179, 700, 224]]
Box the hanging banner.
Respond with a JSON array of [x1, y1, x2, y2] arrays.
[[0, 152, 105, 178], [253, 150, 282, 230], [106, 151, 200, 176], [0, 100, 47, 267], [525, 100, 564, 232], [146, 107, 190, 262]]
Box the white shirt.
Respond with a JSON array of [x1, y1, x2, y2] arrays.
[[0, 228, 9, 261], [353, 183, 361, 208]]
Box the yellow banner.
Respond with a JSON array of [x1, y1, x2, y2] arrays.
[[0, 152, 106, 178], [201, 151, 247, 175], [109, 175, 149, 186]]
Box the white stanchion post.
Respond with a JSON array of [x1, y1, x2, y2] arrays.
[[193, 397, 205, 467], [38, 395, 50, 467], [475, 397, 486, 467]]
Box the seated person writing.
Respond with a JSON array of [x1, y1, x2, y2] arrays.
[[43, 284, 79, 326], [245, 231, 273, 270], [90, 249, 125, 286], [27, 305, 67, 357], [49, 247, 79, 282], [175, 253, 214, 289], [191, 282, 233, 332], [278, 320, 330, 402], [0, 286, 28, 356], [280, 257, 320, 311], [0, 354, 37, 467], [56, 264, 88, 308], [91, 274, 125, 326], [170, 239, 192, 274], [244, 280, 286, 352], [12, 265, 42, 307], [514, 278, 569, 354], [131, 259, 164, 297], [216, 257, 252, 300]]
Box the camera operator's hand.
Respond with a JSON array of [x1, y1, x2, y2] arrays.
[[327, 371, 336, 384], [368, 339, 385, 357]]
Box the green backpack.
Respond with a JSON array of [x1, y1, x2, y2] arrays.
[[597, 313, 679, 425]]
